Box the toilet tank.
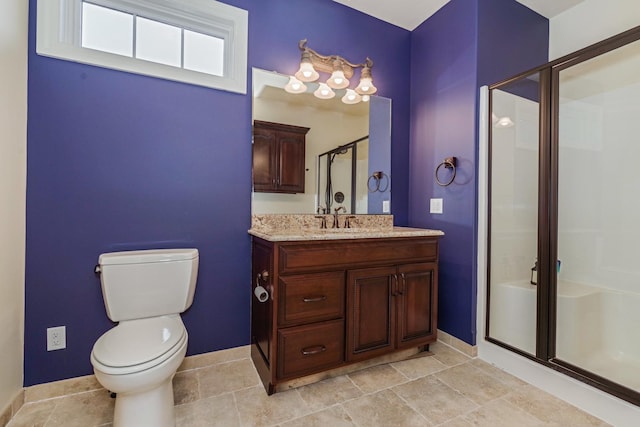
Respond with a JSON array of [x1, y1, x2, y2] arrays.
[[98, 248, 199, 322]]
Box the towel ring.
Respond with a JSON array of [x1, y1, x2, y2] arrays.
[[367, 171, 389, 192], [435, 157, 457, 187]]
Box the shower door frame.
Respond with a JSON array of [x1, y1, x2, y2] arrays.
[[485, 24, 640, 406]]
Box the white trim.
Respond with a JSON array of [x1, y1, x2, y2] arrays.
[[36, 0, 248, 94], [476, 86, 640, 427]]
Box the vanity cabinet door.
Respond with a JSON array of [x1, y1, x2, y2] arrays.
[[346, 266, 397, 362], [396, 262, 437, 349]]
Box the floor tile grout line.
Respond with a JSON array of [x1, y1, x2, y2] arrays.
[[387, 386, 435, 426]]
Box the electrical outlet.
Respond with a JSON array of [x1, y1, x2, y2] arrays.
[[430, 198, 443, 214], [382, 200, 390, 213], [47, 326, 66, 351]]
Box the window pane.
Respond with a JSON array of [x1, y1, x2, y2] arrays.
[[184, 31, 224, 76], [136, 17, 181, 67], [82, 2, 133, 57]]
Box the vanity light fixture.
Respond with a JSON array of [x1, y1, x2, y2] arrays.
[[289, 39, 377, 104]]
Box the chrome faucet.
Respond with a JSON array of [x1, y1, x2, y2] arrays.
[[332, 206, 346, 228]]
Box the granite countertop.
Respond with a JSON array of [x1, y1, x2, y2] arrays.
[[248, 226, 444, 242], [248, 214, 443, 242]]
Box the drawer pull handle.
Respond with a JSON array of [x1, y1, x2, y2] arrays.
[[301, 345, 327, 356], [302, 295, 327, 303]]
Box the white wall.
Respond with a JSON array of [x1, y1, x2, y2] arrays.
[[550, 0, 640, 59], [0, 0, 27, 414]]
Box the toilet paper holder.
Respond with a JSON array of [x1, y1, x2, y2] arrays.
[[254, 270, 270, 303]]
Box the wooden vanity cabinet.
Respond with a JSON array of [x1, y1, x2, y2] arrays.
[[252, 120, 309, 194], [250, 236, 439, 394], [347, 262, 437, 362]]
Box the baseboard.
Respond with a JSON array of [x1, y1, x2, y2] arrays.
[[437, 329, 477, 357], [0, 389, 24, 427]]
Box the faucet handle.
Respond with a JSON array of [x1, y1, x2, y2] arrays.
[[314, 215, 327, 229], [317, 206, 326, 214], [344, 215, 356, 228]]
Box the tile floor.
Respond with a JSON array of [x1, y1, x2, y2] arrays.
[[7, 342, 610, 427]]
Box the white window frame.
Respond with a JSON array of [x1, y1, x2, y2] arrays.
[[37, 0, 248, 94]]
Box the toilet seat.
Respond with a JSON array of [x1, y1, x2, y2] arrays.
[[91, 315, 186, 375]]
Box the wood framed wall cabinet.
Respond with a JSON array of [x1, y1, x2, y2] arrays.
[[250, 235, 440, 394], [252, 120, 309, 193]]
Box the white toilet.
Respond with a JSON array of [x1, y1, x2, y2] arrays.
[[90, 248, 199, 427]]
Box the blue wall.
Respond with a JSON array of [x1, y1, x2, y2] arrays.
[[25, 0, 411, 386], [24, 0, 547, 385], [408, 0, 548, 344]]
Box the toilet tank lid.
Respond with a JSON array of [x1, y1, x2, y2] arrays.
[[99, 248, 198, 266]]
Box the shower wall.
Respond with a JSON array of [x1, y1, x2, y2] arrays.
[[558, 82, 640, 295], [491, 77, 640, 296], [490, 89, 538, 286]]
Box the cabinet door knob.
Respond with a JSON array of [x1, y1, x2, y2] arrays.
[[301, 345, 327, 356]]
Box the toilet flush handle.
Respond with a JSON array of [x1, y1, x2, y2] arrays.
[[94, 264, 102, 274]]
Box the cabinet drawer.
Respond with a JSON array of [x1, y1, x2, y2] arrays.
[[278, 238, 438, 274], [277, 320, 344, 379], [279, 272, 345, 326]]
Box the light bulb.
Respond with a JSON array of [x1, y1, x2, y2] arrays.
[[314, 83, 335, 99], [496, 117, 514, 128], [355, 76, 377, 95], [362, 95, 370, 102], [327, 70, 349, 89], [284, 76, 307, 94], [294, 61, 319, 82], [341, 89, 362, 104]]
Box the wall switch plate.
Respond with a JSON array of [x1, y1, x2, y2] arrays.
[[382, 200, 390, 213], [430, 198, 443, 214], [47, 326, 66, 351]]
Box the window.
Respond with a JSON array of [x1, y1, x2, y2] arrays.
[[37, 0, 248, 94]]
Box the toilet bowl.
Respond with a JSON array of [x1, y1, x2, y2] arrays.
[[91, 315, 187, 426], [91, 249, 199, 427]]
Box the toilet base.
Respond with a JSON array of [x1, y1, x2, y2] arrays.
[[113, 376, 175, 427]]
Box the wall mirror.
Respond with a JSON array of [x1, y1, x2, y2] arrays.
[[252, 68, 391, 215]]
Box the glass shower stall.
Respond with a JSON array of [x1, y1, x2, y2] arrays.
[[486, 26, 640, 405]]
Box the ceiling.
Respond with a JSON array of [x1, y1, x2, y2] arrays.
[[332, 0, 585, 31]]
